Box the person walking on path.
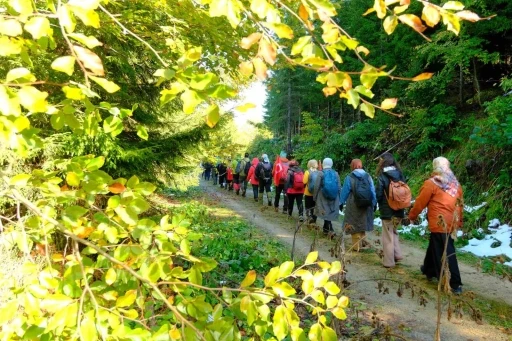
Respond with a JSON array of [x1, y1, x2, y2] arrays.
[[285, 160, 305, 221], [408, 157, 464, 294], [226, 159, 234, 191], [212, 162, 218, 185], [376, 152, 407, 267], [233, 156, 241, 195], [340, 159, 376, 252], [313, 158, 341, 236], [273, 151, 290, 213], [217, 161, 227, 188], [238, 153, 251, 197], [246, 157, 260, 202], [256, 154, 273, 206], [303, 160, 319, 224]]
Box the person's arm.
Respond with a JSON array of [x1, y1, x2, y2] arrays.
[[408, 181, 434, 221], [369, 175, 377, 207], [313, 172, 322, 201], [339, 176, 352, 204], [376, 175, 384, 203], [284, 170, 292, 191]]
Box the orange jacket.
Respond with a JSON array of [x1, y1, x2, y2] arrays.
[[408, 179, 463, 233], [247, 157, 260, 185]]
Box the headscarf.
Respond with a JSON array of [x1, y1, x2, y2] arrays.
[[431, 157, 459, 197], [307, 160, 318, 172], [350, 159, 363, 171], [262, 154, 270, 163], [280, 151, 287, 158], [322, 158, 333, 169]]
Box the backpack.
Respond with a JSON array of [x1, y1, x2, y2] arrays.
[[275, 162, 289, 185], [321, 169, 339, 200], [386, 179, 412, 210], [240, 160, 250, 177], [259, 162, 272, 181], [307, 170, 318, 193], [350, 173, 373, 208], [235, 161, 242, 174], [292, 170, 304, 191]]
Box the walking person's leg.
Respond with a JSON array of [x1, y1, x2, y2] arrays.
[[252, 184, 259, 201], [287, 193, 295, 217], [391, 217, 403, 262], [381, 219, 396, 267], [265, 180, 272, 206], [274, 185, 282, 211], [297, 194, 304, 220]]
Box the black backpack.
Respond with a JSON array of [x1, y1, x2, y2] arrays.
[[259, 162, 272, 180], [350, 173, 373, 208]]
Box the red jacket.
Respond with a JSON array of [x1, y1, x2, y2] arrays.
[[247, 157, 260, 185], [226, 168, 233, 181], [409, 179, 463, 233]]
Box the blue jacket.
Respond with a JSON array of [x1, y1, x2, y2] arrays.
[[340, 169, 377, 207]]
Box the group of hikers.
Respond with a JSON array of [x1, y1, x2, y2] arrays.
[[203, 152, 464, 294]]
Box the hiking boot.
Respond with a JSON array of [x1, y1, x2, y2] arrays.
[[274, 207, 278, 212], [299, 216, 305, 222], [236, 190, 240, 195], [282, 210, 287, 214], [242, 191, 246, 197], [268, 200, 272, 207], [254, 198, 258, 202], [452, 286, 463, 295], [420, 265, 434, 282]]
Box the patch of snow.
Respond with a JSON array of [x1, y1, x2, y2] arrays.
[[457, 230, 463, 238], [488, 218, 500, 229], [373, 217, 382, 227], [464, 202, 487, 213], [461, 221, 512, 266]]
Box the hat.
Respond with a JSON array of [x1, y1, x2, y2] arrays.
[[280, 151, 287, 158], [323, 158, 333, 169], [262, 154, 270, 163]]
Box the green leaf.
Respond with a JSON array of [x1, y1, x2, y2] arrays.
[[180, 239, 191, 255], [291, 36, 312, 56], [250, 0, 269, 19], [136, 125, 148, 140], [90, 76, 120, 93], [105, 268, 117, 285], [115, 206, 138, 225], [103, 116, 124, 136], [290, 327, 307, 341], [189, 266, 202, 285], [62, 86, 85, 100], [442, 1, 464, 10], [85, 156, 105, 171], [63, 205, 88, 224], [308, 323, 322, 341], [360, 103, 375, 118], [205, 104, 220, 128], [354, 85, 374, 98], [58, 4, 76, 33], [345, 89, 360, 109], [240, 270, 256, 288], [264, 266, 279, 287], [24, 17, 51, 39], [66, 171, 80, 187], [10, 173, 31, 186], [9, 0, 33, 16], [116, 290, 136, 308], [305, 251, 318, 264], [51, 56, 76, 76], [80, 312, 98, 341], [69, 0, 100, 10], [190, 73, 217, 90], [181, 89, 202, 114], [68, 33, 102, 48], [272, 306, 289, 340], [148, 262, 161, 283], [321, 327, 337, 341], [70, 7, 100, 28], [278, 261, 295, 278]]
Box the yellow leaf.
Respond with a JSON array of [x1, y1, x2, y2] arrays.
[[262, 22, 294, 39], [381, 98, 398, 109], [373, 0, 386, 19], [455, 10, 482, 22], [236, 103, 256, 112], [309, 0, 337, 16], [58, 4, 76, 33], [322, 87, 337, 97], [398, 14, 426, 33], [70, 6, 100, 28], [51, 56, 76, 76], [9, 0, 33, 16], [205, 103, 220, 128], [6, 68, 35, 83], [89, 76, 120, 93], [383, 15, 398, 35], [0, 19, 23, 37], [326, 295, 338, 309], [298, 3, 309, 21], [338, 296, 349, 308], [73, 45, 104, 76], [0, 37, 22, 56], [360, 103, 375, 118], [68, 0, 100, 10], [412, 72, 434, 81], [116, 290, 136, 308], [240, 32, 262, 49], [68, 33, 103, 49], [442, 1, 464, 11], [240, 270, 256, 288], [356, 46, 370, 56], [181, 89, 203, 114], [259, 39, 277, 66], [226, 0, 241, 28], [292, 36, 312, 56], [363, 7, 376, 16], [253, 58, 268, 80], [105, 268, 117, 285], [239, 61, 253, 76], [305, 251, 318, 264], [24, 17, 51, 39], [422, 5, 440, 27], [393, 4, 409, 14], [340, 35, 359, 50], [332, 307, 347, 320], [441, 12, 460, 35], [250, 0, 269, 19], [18, 86, 48, 113]]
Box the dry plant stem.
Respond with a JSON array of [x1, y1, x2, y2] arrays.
[[57, 0, 90, 87], [17, 201, 31, 259], [99, 5, 168, 67], [7, 187, 206, 341]]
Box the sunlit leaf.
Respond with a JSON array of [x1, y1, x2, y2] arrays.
[[239, 61, 254, 76], [412, 72, 434, 81], [236, 103, 257, 112], [345, 89, 360, 109], [442, 1, 464, 11], [253, 58, 268, 80], [0, 19, 23, 37], [250, 0, 269, 19], [240, 270, 256, 288], [398, 14, 426, 33], [259, 39, 277, 66], [373, 0, 386, 19], [393, 4, 409, 14], [74, 45, 104, 76], [205, 104, 220, 128], [291, 36, 312, 56], [383, 15, 398, 35], [68, 33, 103, 48], [6, 68, 35, 83], [308, 0, 336, 16], [298, 3, 309, 21], [136, 125, 148, 140], [381, 98, 398, 109], [422, 5, 441, 27], [262, 22, 294, 39], [441, 12, 460, 35], [240, 32, 262, 49], [360, 103, 375, 118], [305, 251, 318, 264], [90, 76, 120, 93], [51, 56, 76, 76], [105, 268, 117, 285], [24, 17, 51, 39]]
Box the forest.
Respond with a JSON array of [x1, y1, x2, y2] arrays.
[[0, 0, 510, 340]]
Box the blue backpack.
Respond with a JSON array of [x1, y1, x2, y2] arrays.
[[321, 169, 339, 200], [307, 170, 318, 193]]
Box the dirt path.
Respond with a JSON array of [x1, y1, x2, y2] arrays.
[[201, 181, 511, 341]]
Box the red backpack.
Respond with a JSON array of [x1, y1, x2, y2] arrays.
[[274, 162, 289, 185], [292, 171, 304, 191]]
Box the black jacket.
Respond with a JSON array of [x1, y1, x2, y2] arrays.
[[376, 167, 406, 219]]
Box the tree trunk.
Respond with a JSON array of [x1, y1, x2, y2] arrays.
[[472, 58, 481, 106], [287, 78, 292, 154]]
